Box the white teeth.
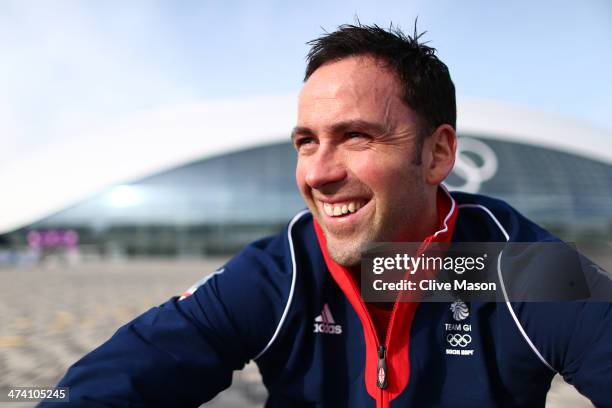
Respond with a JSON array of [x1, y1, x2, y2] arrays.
[[323, 203, 333, 216], [322, 201, 364, 217]]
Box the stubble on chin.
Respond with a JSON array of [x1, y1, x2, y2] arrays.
[[314, 205, 374, 268], [325, 232, 368, 268]]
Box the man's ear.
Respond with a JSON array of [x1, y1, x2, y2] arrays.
[[423, 124, 457, 185]]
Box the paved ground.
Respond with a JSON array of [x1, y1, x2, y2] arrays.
[[0, 259, 594, 407]]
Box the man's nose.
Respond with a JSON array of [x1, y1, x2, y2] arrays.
[[304, 147, 347, 189]]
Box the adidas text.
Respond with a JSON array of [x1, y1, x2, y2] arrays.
[[313, 323, 342, 335]]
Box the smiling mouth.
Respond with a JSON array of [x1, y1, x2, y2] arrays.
[[321, 199, 368, 217]]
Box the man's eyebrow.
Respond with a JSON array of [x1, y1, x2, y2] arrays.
[[330, 120, 386, 135], [291, 120, 386, 142]]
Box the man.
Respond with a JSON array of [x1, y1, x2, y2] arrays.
[[42, 24, 611, 407]]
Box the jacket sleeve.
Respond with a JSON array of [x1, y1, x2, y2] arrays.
[[547, 258, 612, 407], [561, 302, 612, 408], [38, 249, 291, 407], [512, 263, 612, 408]]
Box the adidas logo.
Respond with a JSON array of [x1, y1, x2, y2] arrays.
[[313, 303, 343, 335]]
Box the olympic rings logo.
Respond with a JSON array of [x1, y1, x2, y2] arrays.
[[444, 137, 498, 194], [446, 333, 472, 347]]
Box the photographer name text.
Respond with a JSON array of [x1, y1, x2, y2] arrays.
[[372, 278, 496, 292]]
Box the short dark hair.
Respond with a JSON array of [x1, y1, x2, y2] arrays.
[[305, 22, 456, 163]]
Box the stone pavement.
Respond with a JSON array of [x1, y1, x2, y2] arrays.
[[0, 260, 593, 407]]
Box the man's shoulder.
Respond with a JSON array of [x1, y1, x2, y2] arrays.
[[177, 210, 317, 360], [451, 191, 525, 217], [187, 209, 316, 300], [222, 209, 316, 277], [450, 191, 554, 242], [233, 209, 313, 257]]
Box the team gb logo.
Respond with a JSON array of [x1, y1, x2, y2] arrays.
[[450, 300, 469, 321]]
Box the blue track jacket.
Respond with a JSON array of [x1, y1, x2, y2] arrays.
[[40, 192, 612, 407]]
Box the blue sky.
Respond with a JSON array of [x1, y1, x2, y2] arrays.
[[1, 0, 611, 164]]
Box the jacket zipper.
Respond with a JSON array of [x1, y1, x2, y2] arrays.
[[375, 243, 425, 406], [345, 277, 391, 408], [377, 345, 388, 389], [376, 298, 400, 408]]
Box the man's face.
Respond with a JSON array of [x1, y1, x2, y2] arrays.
[[294, 55, 434, 267]]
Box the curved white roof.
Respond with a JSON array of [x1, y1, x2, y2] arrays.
[[458, 98, 612, 165], [1, 95, 611, 234]]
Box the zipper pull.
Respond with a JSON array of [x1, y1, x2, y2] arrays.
[[377, 345, 388, 389]]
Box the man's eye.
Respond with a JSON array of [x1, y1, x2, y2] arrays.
[[295, 137, 314, 148], [294, 137, 315, 150]]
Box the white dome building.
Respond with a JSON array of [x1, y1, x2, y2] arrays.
[[1, 96, 611, 257]]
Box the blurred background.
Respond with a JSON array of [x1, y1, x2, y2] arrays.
[[0, 1, 610, 406]]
